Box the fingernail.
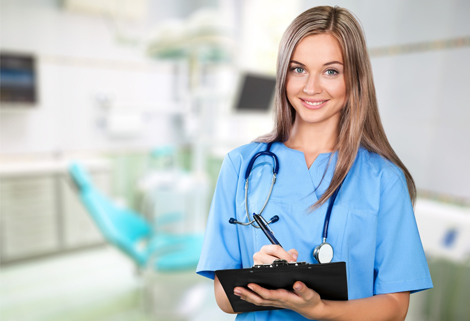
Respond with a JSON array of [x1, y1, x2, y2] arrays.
[[247, 285, 254, 291], [293, 253, 298, 261], [234, 290, 241, 296], [294, 283, 302, 291]]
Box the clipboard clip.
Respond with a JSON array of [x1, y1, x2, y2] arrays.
[[253, 259, 308, 268]]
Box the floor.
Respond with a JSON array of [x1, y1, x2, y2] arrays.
[[0, 246, 233, 321], [0, 246, 448, 321]]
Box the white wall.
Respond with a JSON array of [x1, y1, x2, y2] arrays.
[[0, 0, 179, 154]]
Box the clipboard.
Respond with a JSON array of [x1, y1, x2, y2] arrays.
[[215, 261, 348, 313]]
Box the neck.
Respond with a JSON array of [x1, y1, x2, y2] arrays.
[[285, 117, 339, 154]]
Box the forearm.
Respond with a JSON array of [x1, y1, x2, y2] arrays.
[[310, 292, 410, 321]]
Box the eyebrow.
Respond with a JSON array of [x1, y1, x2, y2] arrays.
[[290, 60, 343, 66]]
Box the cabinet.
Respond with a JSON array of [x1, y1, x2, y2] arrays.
[[0, 160, 110, 264], [1, 176, 59, 261]]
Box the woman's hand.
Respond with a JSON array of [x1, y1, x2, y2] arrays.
[[242, 245, 325, 318], [245, 246, 410, 320], [234, 281, 410, 321], [253, 245, 298, 265], [234, 281, 324, 319]]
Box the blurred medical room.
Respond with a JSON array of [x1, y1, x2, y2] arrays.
[[0, 0, 469, 320]]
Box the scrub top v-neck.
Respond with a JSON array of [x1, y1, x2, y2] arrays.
[[196, 141, 432, 321], [278, 142, 336, 201]]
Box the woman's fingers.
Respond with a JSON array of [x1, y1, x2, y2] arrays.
[[293, 281, 321, 304], [233, 281, 324, 317], [233, 285, 268, 306], [234, 284, 292, 309], [253, 245, 298, 264], [293, 281, 311, 299], [248, 283, 294, 300], [287, 248, 299, 261]]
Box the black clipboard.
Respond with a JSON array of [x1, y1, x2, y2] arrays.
[[215, 261, 348, 313]]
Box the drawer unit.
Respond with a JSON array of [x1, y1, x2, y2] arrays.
[[0, 176, 60, 260], [0, 160, 110, 264]]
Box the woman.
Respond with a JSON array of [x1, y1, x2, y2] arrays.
[[196, 6, 432, 320]]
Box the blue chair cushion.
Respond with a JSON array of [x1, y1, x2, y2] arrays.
[[151, 234, 204, 271]]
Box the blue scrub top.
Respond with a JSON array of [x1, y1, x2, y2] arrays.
[[197, 142, 433, 321]]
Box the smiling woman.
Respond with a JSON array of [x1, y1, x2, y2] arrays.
[[196, 5, 433, 321], [285, 34, 347, 161]]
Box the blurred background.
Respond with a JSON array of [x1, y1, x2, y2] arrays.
[[0, 0, 469, 320]]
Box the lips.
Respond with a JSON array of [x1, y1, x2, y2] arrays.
[[299, 98, 329, 109]]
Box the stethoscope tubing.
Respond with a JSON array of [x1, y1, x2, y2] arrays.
[[323, 185, 341, 240], [244, 173, 277, 227], [232, 142, 343, 242], [244, 145, 279, 180], [240, 142, 279, 228]]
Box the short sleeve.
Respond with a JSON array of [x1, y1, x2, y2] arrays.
[[374, 171, 433, 294], [196, 154, 242, 280]]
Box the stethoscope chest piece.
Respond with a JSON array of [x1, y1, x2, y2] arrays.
[[313, 241, 334, 264]]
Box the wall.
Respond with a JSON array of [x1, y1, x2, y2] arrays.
[[0, 0, 179, 155]]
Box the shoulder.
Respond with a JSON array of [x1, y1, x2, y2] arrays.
[[225, 142, 266, 174], [227, 142, 263, 158], [343, 147, 411, 213], [352, 147, 408, 193]]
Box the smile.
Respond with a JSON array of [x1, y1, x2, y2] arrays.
[[300, 98, 329, 109]]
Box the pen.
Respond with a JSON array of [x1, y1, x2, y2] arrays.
[[253, 213, 282, 247]]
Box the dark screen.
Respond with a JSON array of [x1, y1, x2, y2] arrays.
[[235, 73, 276, 112], [0, 53, 37, 104]]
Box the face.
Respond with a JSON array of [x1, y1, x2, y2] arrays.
[[286, 34, 346, 129]]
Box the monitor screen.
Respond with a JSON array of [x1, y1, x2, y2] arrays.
[[0, 53, 37, 105], [234, 73, 276, 112]]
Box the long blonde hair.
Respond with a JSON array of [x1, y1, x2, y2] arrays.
[[256, 5, 416, 208]]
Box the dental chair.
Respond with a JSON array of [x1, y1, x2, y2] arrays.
[[68, 162, 204, 272]]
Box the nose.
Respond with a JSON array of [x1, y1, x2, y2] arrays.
[[303, 74, 322, 95]]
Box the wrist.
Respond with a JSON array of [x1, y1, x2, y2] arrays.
[[307, 299, 329, 321]]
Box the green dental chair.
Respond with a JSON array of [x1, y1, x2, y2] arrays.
[[68, 162, 204, 271]]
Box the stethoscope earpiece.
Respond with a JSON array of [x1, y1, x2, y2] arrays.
[[229, 215, 279, 225], [269, 215, 280, 223]]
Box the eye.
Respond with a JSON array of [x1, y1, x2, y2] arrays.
[[325, 69, 339, 76], [292, 67, 305, 73]]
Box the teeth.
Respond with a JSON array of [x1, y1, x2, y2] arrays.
[[304, 100, 326, 106]]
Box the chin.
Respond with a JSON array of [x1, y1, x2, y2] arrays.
[[296, 111, 341, 126], [296, 113, 327, 124]]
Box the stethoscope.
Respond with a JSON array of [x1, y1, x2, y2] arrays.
[[229, 142, 343, 264]]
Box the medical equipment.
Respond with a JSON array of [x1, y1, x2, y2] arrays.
[[313, 185, 341, 264], [228, 142, 343, 264], [228, 142, 279, 228], [69, 162, 204, 271]]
